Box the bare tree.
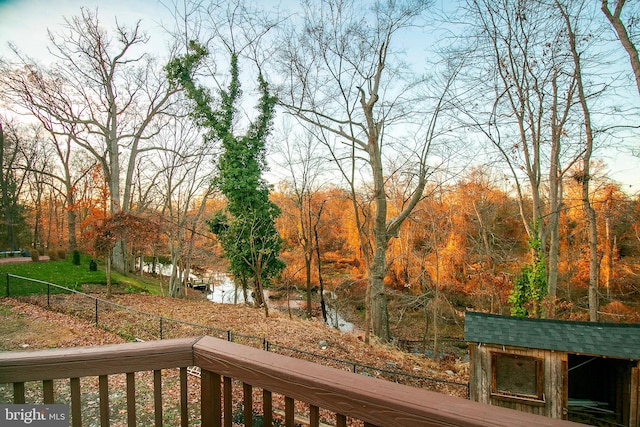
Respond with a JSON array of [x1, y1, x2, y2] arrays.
[[463, 0, 586, 309], [277, 125, 329, 319], [557, 0, 600, 321], [157, 109, 216, 298], [0, 97, 96, 251], [0, 8, 179, 271], [601, 0, 640, 96], [277, 0, 458, 342], [0, 120, 30, 250]]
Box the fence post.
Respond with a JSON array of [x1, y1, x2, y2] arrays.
[[95, 299, 98, 326], [159, 317, 163, 340], [5, 273, 8, 297], [47, 283, 50, 308]]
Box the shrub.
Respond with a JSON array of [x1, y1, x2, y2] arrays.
[[47, 249, 58, 261], [89, 259, 98, 271], [57, 249, 66, 260], [72, 250, 81, 266], [30, 249, 39, 262]]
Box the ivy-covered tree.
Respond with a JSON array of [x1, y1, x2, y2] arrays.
[[166, 42, 284, 315], [508, 223, 548, 318]]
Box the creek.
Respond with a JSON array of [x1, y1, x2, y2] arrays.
[[203, 272, 356, 333], [140, 262, 356, 332]]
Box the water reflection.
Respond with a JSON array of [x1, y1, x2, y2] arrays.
[[204, 272, 356, 333]]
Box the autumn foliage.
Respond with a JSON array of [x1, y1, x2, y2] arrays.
[[15, 161, 640, 328]]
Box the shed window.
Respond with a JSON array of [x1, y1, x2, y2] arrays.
[[491, 353, 543, 401]]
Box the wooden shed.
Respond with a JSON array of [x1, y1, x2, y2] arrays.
[[464, 311, 640, 426]]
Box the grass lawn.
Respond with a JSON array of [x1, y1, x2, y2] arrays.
[[0, 255, 163, 296]]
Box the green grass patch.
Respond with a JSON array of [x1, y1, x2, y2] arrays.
[[0, 254, 163, 296]]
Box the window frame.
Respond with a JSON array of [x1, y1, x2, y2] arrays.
[[490, 352, 544, 403]]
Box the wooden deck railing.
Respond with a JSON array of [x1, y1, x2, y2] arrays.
[[0, 336, 580, 426]]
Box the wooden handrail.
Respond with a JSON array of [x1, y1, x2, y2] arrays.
[[0, 337, 198, 382], [193, 336, 579, 427], [0, 336, 581, 427]]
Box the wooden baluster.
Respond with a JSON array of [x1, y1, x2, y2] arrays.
[[99, 375, 110, 427], [336, 414, 347, 427], [179, 368, 188, 427], [285, 397, 294, 427], [262, 390, 273, 427], [43, 380, 54, 403], [309, 405, 320, 427], [223, 377, 232, 427], [13, 382, 25, 404], [154, 370, 162, 426], [70, 378, 81, 427], [126, 372, 136, 427], [243, 382, 253, 427], [201, 370, 221, 427]]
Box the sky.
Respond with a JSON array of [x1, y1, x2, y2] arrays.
[[0, 0, 173, 58], [1, 0, 639, 194]]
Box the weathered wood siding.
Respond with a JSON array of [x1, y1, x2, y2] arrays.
[[633, 365, 639, 427], [468, 344, 567, 419]]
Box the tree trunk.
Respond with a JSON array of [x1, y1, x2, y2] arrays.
[[255, 259, 269, 318], [602, 0, 640, 96], [106, 250, 112, 299], [370, 242, 390, 342], [586, 198, 599, 322], [314, 223, 327, 323], [433, 245, 439, 361], [66, 203, 77, 251], [559, 0, 599, 321], [305, 252, 312, 318], [169, 249, 183, 298]]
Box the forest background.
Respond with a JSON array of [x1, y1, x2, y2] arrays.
[[0, 0, 640, 343]]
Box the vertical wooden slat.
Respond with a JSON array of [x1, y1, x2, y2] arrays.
[[561, 360, 569, 420], [223, 377, 232, 427], [154, 369, 163, 427], [43, 379, 54, 403], [13, 382, 25, 403], [285, 397, 294, 427], [179, 368, 188, 427], [201, 370, 221, 427], [126, 372, 136, 427], [212, 372, 222, 425], [99, 375, 110, 427], [243, 382, 253, 427], [630, 366, 638, 427], [336, 414, 347, 427], [309, 405, 319, 427], [262, 390, 272, 427], [70, 378, 81, 427]]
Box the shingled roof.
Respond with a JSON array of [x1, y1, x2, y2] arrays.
[[464, 311, 640, 360]]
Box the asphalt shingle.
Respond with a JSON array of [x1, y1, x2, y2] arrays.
[[464, 311, 640, 360]]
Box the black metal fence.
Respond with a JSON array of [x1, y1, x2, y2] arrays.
[[3, 273, 469, 398]]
